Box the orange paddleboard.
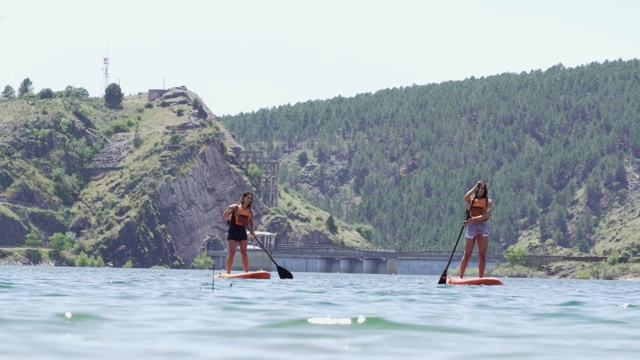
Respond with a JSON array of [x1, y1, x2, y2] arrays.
[[447, 277, 503, 285], [215, 270, 271, 279]]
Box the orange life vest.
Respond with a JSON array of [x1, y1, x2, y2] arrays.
[[233, 207, 252, 227], [468, 198, 487, 217]]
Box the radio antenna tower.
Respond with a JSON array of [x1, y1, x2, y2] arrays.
[[102, 45, 110, 93]]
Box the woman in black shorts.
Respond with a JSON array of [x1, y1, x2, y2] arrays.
[[222, 191, 256, 273]]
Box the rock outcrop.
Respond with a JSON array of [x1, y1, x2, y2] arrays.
[[156, 143, 262, 265]]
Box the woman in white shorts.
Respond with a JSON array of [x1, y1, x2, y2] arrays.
[[459, 180, 492, 278]]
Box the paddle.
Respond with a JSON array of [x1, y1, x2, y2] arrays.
[[252, 235, 294, 279], [437, 185, 479, 285]]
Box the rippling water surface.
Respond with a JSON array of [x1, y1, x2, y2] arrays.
[[1, 266, 638, 359]]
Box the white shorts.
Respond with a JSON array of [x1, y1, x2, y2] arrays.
[[465, 221, 490, 238]]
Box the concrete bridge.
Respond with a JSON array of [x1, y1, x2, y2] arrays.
[[207, 243, 506, 275], [206, 231, 608, 275]]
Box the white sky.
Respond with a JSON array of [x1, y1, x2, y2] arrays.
[[1, 0, 639, 116]]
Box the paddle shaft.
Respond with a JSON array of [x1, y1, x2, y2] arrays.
[[437, 226, 465, 284], [437, 186, 480, 284], [253, 235, 278, 266]]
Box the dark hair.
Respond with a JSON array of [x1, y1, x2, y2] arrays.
[[238, 191, 253, 209], [477, 180, 488, 199]]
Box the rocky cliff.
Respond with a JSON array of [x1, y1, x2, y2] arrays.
[[155, 143, 265, 265], [76, 87, 262, 267]]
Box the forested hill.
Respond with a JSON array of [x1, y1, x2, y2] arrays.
[[222, 59, 640, 258]]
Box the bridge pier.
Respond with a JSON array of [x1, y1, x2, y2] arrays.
[[363, 258, 377, 273], [303, 258, 329, 272], [340, 258, 353, 273], [387, 258, 397, 274]]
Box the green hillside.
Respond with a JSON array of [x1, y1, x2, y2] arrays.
[[222, 60, 640, 261], [1, 85, 368, 267], [3, 60, 640, 277]]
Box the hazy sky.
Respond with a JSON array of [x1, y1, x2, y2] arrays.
[[1, 0, 639, 115]]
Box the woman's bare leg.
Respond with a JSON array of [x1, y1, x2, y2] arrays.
[[226, 240, 237, 274], [238, 240, 249, 272], [477, 235, 489, 278], [459, 237, 476, 278]]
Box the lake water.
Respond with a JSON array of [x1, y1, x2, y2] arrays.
[[1, 266, 638, 359]]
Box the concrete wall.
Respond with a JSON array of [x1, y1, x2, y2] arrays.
[[212, 252, 498, 275]]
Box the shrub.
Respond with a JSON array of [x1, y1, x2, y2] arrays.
[[75, 252, 105, 267], [191, 252, 214, 269], [607, 250, 620, 265], [75, 252, 91, 267], [298, 151, 308, 167], [134, 125, 142, 148], [72, 87, 90, 98], [248, 163, 263, 178], [192, 97, 201, 110], [1, 85, 16, 99], [48, 232, 75, 258], [104, 83, 124, 108], [52, 168, 81, 205], [38, 88, 54, 99], [326, 215, 338, 234], [104, 117, 134, 136], [24, 230, 42, 247], [169, 133, 181, 144], [575, 269, 591, 279], [25, 249, 43, 263], [18, 78, 33, 97], [504, 245, 526, 267], [355, 224, 374, 241]]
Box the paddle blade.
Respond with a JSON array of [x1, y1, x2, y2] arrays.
[[277, 265, 293, 279], [437, 270, 448, 285]]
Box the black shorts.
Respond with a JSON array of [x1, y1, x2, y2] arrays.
[[227, 224, 248, 241]]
